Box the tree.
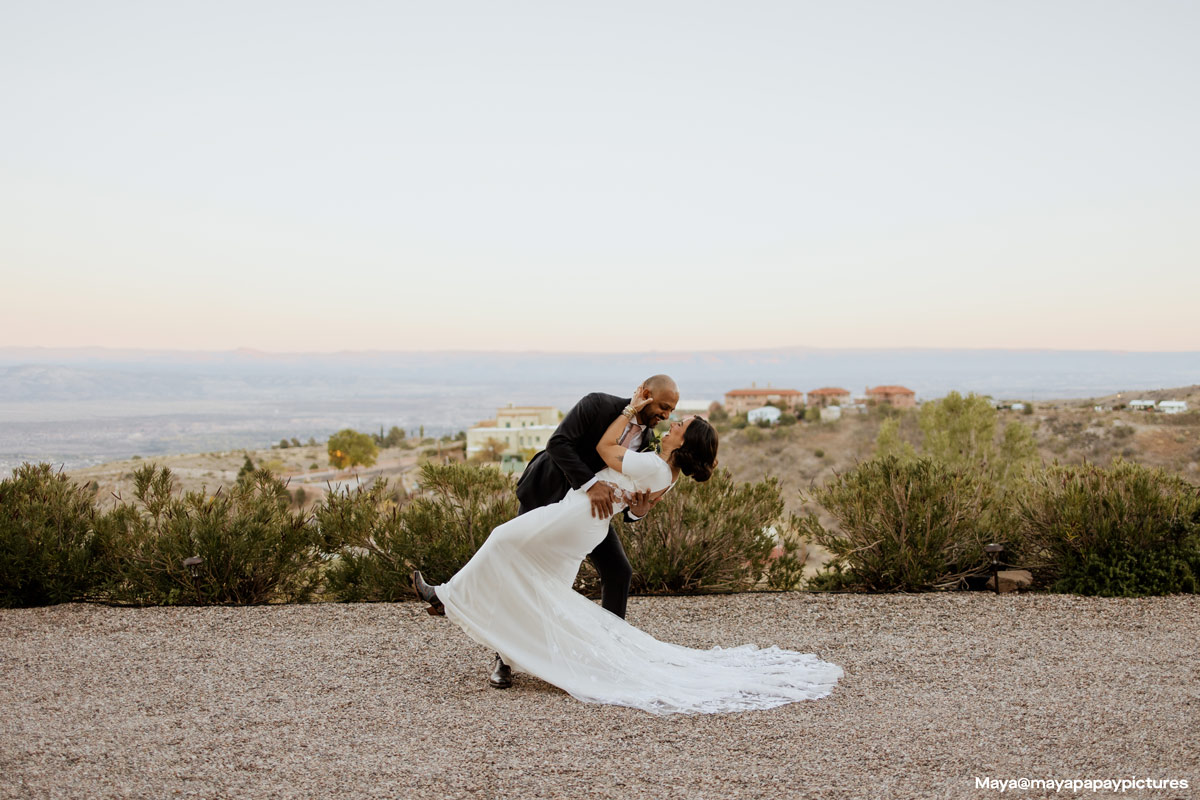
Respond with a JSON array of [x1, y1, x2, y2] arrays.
[[874, 417, 916, 461], [237, 455, 256, 484], [707, 403, 729, 423], [918, 391, 1035, 486], [327, 429, 379, 470], [384, 426, 406, 447]]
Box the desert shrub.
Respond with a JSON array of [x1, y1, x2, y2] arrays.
[[1015, 459, 1200, 596], [731, 413, 748, 430], [323, 463, 517, 602], [99, 465, 322, 605], [799, 456, 994, 591], [778, 412, 797, 426], [742, 427, 763, 444], [614, 469, 801, 594], [1111, 424, 1134, 440], [0, 463, 112, 607]]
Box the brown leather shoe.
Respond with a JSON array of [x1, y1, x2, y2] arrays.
[[488, 655, 512, 689], [411, 571, 444, 616]]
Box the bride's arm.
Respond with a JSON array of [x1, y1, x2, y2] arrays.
[[596, 386, 652, 472]]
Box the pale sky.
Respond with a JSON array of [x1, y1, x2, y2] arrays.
[[2, 1, 1198, 353]]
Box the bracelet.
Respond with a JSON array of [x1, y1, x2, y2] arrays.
[[621, 405, 635, 419]]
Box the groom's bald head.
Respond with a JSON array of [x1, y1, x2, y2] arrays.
[[643, 374, 677, 395], [638, 374, 679, 427]]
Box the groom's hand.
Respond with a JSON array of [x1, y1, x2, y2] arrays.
[[586, 483, 615, 518]]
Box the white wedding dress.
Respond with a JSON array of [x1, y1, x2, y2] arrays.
[[434, 449, 843, 715]]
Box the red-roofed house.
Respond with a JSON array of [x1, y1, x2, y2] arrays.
[[724, 384, 805, 415], [807, 387, 851, 408], [867, 385, 917, 408]]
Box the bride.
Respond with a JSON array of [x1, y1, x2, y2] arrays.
[[412, 388, 842, 715]]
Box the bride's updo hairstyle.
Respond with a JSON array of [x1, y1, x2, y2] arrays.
[[673, 417, 719, 482]]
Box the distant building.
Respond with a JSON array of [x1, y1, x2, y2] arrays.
[[724, 384, 805, 414], [466, 404, 559, 458], [1129, 400, 1157, 411], [820, 405, 842, 422], [748, 406, 783, 426], [674, 399, 714, 420], [866, 385, 917, 408], [1159, 400, 1188, 414], [807, 387, 851, 409]]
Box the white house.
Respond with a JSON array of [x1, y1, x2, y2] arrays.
[[1129, 400, 1157, 411], [1159, 400, 1189, 414], [748, 406, 782, 425], [820, 405, 842, 422], [466, 404, 559, 458]]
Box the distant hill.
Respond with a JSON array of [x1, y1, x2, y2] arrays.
[[2, 346, 1196, 471], [2, 345, 1197, 405]]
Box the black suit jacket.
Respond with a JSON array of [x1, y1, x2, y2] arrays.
[[515, 392, 654, 512]]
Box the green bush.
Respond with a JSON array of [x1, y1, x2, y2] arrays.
[[99, 465, 322, 605], [1016, 459, 1200, 596], [743, 427, 763, 444], [799, 456, 993, 591], [614, 469, 802, 594], [323, 463, 517, 602], [0, 463, 111, 607]]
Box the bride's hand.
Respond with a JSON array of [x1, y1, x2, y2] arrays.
[[630, 384, 653, 413]]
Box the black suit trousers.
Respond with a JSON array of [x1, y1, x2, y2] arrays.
[[517, 500, 633, 620]]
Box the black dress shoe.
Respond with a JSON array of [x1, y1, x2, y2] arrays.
[[411, 570, 444, 616], [489, 654, 512, 689]]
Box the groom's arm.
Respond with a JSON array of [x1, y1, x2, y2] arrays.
[[545, 392, 617, 490]]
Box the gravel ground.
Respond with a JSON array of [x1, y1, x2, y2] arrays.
[[1, 593, 1197, 800]]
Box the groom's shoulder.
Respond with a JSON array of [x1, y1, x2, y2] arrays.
[[574, 392, 625, 414]]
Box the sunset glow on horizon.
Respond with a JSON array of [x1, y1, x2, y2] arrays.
[[3, 2, 1198, 355]]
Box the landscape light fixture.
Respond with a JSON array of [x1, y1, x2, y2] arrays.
[[984, 543, 1004, 595], [182, 555, 205, 603]]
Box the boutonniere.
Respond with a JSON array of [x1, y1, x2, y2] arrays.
[[646, 427, 662, 453]]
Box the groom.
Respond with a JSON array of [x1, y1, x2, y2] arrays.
[[485, 375, 680, 688]]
